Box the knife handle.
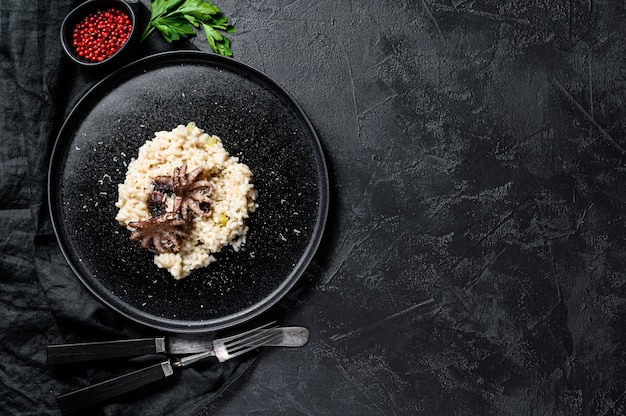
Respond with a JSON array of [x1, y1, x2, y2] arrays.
[[47, 338, 166, 365], [56, 361, 174, 415]]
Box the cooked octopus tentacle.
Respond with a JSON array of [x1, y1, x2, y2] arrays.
[[152, 175, 174, 193], [127, 162, 213, 253], [129, 214, 189, 254], [171, 163, 213, 220], [147, 190, 167, 217]]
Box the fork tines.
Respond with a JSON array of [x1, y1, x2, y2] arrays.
[[214, 321, 281, 361]]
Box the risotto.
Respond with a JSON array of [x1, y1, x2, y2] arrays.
[[115, 123, 257, 279]]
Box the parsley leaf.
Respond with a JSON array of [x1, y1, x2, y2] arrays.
[[152, 15, 196, 42], [141, 0, 236, 56]]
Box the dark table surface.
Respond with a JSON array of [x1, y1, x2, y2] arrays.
[[2, 0, 626, 415]]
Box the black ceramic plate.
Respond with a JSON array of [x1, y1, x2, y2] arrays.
[[49, 51, 328, 333]]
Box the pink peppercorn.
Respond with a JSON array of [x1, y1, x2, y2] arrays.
[[71, 7, 132, 63]]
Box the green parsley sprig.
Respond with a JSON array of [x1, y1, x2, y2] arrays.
[[140, 0, 236, 56]]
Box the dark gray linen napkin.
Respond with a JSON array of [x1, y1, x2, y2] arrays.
[[0, 1, 253, 414]]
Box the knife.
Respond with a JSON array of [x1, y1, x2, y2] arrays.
[[55, 324, 311, 414], [47, 325, 309, 365]]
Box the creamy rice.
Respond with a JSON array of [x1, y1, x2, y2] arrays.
[[115, 123, 257, 279]]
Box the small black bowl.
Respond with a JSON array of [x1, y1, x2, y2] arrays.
[[60, 0, 140, 68]]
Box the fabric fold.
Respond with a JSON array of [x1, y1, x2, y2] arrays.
[[0, 1, 255, 414]]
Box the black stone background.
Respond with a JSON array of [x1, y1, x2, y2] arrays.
[[2, 0, 626, 415], [198, 1, 626, 415]]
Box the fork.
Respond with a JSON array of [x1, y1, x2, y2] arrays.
[[56, 322, 282, 414]]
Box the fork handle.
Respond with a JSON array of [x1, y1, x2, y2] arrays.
[[56, 361, 174, 415], [47, 338, 166, 365]]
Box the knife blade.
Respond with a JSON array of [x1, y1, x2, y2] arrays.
[[167, 326, 310, 353]]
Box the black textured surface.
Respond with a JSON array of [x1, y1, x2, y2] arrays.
[[3, 0, 626, 415], [192, 1, 626, 415], [50, 51, 328, 332]]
